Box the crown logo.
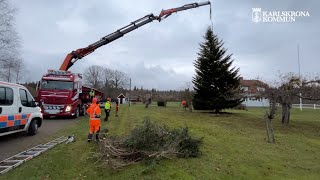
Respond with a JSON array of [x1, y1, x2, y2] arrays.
[[252, 8, 261, 12], [252, 8, 262, 23]]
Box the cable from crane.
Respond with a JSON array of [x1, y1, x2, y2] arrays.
[[210, 1, 213, 30]]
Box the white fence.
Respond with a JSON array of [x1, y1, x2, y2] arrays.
[[291, 104, 320, 109], [242, 98, 270, 107]]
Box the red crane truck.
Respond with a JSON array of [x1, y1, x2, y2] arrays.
[[37, 1, 211, 118], [37, 70, 103, 118]]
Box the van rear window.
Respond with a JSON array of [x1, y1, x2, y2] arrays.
[[0, 87, 14, 105]]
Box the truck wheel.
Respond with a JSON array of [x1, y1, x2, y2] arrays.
[[27, 120, 38, 136], [74, 107, 80, 118]]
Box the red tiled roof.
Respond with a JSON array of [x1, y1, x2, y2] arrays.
[[240, 79, 268, 87], [240, 77, 268, 94]]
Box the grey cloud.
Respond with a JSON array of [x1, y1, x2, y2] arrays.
[[10, 0, 320, 89]]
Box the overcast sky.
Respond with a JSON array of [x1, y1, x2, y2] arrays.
[[11, 0, 320, 90]]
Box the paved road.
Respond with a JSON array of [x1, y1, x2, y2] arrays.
[[0, 118, 77, 161]]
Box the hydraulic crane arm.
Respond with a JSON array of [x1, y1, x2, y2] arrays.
[[158, 1, 210, 21], [59, 1, 211, 71], [59, 14, 158, 70]]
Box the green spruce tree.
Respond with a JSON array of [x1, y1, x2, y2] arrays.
[[192, 27, 242, 112]]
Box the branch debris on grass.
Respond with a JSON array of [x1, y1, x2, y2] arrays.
[[92, 118, 203, 169]]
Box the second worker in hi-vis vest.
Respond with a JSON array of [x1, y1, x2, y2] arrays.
[[86, 98, 101, 142], [104, 98, 112, 122]]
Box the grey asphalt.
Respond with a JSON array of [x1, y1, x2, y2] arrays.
[[0, 118, 77, 161]]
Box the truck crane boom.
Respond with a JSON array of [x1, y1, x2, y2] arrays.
[[59, 1, 211, 71]]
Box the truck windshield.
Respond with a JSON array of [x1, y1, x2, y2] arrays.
[[40, 80, 73, 90]]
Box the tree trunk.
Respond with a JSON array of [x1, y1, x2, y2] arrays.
[[16, 68, 20, 83], [188, 101, 193, 112], [265, 114, 275, 143], [281, 104, 290, 124], [115, 79, 118, 89], [7, 66, 11, 82]]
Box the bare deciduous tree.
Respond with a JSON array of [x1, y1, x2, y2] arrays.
[[1, 57, 16, 82], [83, 65, 104, 89], [102, 68, 114, 88], [265, 73, 320, 125], [260, 74, 320, 143], [264, 89, 277, 143], [0, 0, 23, 83], [14, 57, 24, 83], [112, 70, 129, 89], [0, 55, 23, 83], [83, 65, 129, 93]]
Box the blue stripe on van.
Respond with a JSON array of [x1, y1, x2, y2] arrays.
[[22, 114, 27, 119], [0, 122, 7, 128], [14, 120, 21, 126], [8, 116, 14, 121]]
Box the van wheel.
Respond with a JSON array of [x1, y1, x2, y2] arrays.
[[28, 120, 38, 136], [74, 107, 80, 118]]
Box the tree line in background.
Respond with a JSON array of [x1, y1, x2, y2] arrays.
[[82, 65, 194, 101], [0, 0, 25, 83], [83, 65, 129, 98], [22, 80, 193, 104]]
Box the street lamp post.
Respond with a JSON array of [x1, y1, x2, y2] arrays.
[[298, 44, 302, 111], [129, 78, 131, 107]]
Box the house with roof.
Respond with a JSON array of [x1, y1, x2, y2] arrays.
[[240, 77, 269, 107], [117, 93, 126, 104]]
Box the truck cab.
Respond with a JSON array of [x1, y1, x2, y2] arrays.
[[37, 70, 104, 118], [37, 70, 85, 118], [0, 81, 43, 136]]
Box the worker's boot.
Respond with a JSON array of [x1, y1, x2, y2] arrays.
[[94, 132, 99, 142], [95, 129, 100, 142], [87, 133, 93, 142]]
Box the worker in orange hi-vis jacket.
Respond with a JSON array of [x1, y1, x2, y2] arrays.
[[182, 99, 187, 111], [86, 98, 101, 142]]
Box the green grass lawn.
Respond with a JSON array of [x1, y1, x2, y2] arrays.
[[1, 103, 320, 180]]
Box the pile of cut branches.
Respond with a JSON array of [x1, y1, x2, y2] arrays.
[[92, 118, 202, 169]]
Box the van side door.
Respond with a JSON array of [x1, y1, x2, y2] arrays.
[[19, 88, 37, 115]]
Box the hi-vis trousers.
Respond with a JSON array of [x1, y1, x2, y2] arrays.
[[88, 119, 100, 141]]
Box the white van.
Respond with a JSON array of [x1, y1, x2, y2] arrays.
[[0, 81, 43, 136]]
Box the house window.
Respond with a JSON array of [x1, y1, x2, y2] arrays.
[[257, 87, 265, 92], [241, 86, 249, 92]]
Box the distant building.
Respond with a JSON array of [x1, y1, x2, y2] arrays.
[[240, 77, 269, 107], [125, 91, 143, 103], [129, 95, 141, 102], [117, 93, 126, 104]]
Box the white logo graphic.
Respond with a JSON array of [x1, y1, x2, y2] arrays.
[[252, 8, 310, 23], [252, 8, 262, 23]]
